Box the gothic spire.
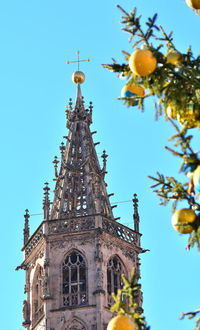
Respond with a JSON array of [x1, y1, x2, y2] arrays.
[[50, 75, 114, 220]]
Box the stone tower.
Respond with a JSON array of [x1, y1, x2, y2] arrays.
[[17, 70, 144, 330]]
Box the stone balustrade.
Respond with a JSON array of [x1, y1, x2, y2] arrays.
[[24, 215, 136, 258]]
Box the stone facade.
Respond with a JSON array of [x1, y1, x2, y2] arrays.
[[18, 78, 144, 329]]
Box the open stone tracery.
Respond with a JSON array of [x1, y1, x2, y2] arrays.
[[107, 255, 125, 307], [62, 250, 87, 307]]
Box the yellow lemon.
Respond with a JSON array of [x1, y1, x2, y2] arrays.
[[107, 315, 139, 330], [166, 51, 182, 66], [171, 208, 197, 234], [129, 49, 157, 77], [186, 0, 200, 9]]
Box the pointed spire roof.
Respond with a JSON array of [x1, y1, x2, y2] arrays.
[[75, 83, 83, 109], [50, 81, 114, 220]]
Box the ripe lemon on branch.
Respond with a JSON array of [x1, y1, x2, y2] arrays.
[[129, 49, 157, 77], [107, 315, 139, 330]]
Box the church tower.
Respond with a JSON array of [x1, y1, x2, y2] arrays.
[[17, 69, 144, 330]]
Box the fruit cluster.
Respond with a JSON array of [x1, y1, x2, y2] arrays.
[[121, 48, 200, 129], [104, 6, 200, 250], [120, 49, 156, 107]]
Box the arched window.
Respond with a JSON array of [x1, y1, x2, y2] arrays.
[[107, 255, 125, 306], [62, 250, 87, 307], [32, 265, 44, 325]]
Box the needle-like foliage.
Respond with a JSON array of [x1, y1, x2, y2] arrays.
[[103, 5, 200, 329], [109, 268, 150, 329]]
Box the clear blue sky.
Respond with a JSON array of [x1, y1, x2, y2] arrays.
[[1, 1, 199, 329]]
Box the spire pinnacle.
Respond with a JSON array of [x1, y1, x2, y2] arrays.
[[101, 150, 108, 177], [23, 209, 30, 246], [133, 193, 140, 232], [43, 182, 50, 220], [60, 141, 65, 158], [52, 156, 59, 180], [133, 193, 141, 247]]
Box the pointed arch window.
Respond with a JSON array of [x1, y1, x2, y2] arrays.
[[107, 255, 125, 307], [62, 250, 87, 307]]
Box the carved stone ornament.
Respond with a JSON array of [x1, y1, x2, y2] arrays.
[[67, 319, 86, 330], [44, 258, 50, 268], [25, 227, 44, 257], [96, 268, 104, 288], [50, 236, 93, 250], [48, 216, 95, 236], [94, 242, 103, 262], [42, 271, 51, 299], [22, 300, 30, 325], [27, 248, 45, 270], [50, 240, 66, 250], [101, 236, 136, 262]]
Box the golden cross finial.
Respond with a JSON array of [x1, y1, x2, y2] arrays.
[[66, 51, 90, 70]]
